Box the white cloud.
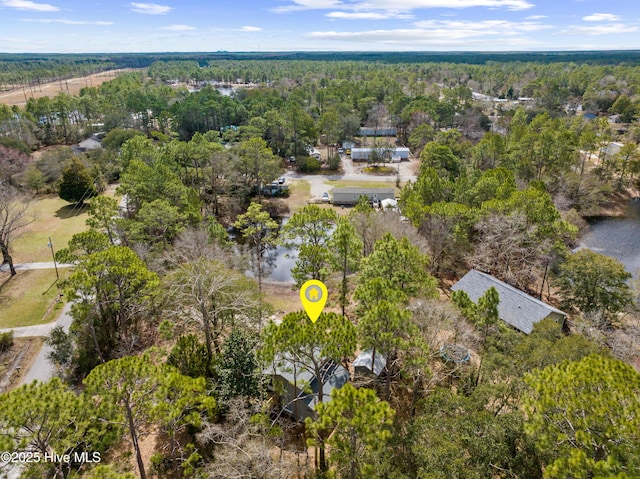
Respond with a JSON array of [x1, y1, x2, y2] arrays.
[[308, 19, 551, 48], [562, 23, 638, 35], [526, 14, 547, 20], [130, 2, 172, 15], [362, 0, 534, 10], [1, 0, 58, 12], [239, 25, 262, 32], [274, 0, 534, 14], [583, 13, 621, 22], [412, 19, 551, 34], [0, 37, 26, 43], [160, 24, 195, 31], [273, 0, 341, 12], [307, 28, 543, 48], [327, 11, 413, 19], [22, 18, 113, 25]]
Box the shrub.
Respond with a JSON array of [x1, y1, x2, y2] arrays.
[[327, 154, 340, 170], [297, 156, 321, 173], [0, 331, 14, 353]]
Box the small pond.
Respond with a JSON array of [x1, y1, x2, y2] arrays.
[[579, 199, 640, 275]]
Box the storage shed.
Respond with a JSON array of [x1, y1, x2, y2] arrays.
[[451, 270, 567, 334], [331, 187, 395, 206], [354, 350, 386, 378]]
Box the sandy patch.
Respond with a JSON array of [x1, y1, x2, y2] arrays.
[[0, 69, 140, 107]]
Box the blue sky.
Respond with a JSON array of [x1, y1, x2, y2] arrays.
[[0, 0, 639, 53]]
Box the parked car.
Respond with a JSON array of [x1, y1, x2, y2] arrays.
[[337, 147, 344, 154], [278, 176, 286, 184], [322, 192, 330, 203]]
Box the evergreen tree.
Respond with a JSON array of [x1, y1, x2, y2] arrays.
[[280, 204, 337, 286], [524, 354, 640, 478], [306, 385, 395, 479], [328, 216, 363, 316], [234, 202, 278, 296], [58, 157, 97, 205]]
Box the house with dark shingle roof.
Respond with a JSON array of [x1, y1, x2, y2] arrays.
[[451, 270, 566, 334]]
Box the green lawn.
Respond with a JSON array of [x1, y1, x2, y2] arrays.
[[3, 189, 117, 328], [287, 179, 312, 212], [324, 179, 400, 195], [13, 195, 90, 264], [0, 269, 66, 328]]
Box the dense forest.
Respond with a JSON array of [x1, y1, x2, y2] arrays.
[[0, 53, 639, 479]]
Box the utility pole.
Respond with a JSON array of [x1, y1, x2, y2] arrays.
[[48, 236, 59, 281]]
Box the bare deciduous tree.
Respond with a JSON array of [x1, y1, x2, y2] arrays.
[[350, 209, 429, 258], [165, 258, 260, 363], [468, 212, 550, 292], [197, 399, 299, 479], [0, 187, 33, 276]]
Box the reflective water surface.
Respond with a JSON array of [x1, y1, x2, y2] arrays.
[[580, 199, 640, 275]]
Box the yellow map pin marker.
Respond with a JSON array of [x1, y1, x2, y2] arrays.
[[300, 280, 328, 323]]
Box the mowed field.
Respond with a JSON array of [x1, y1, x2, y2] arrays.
[[0, 68, 139, 107], [13, 195, 90, 264], [0, 194, 90, 328], [13, 184, 118, 264], [0, 186, 118, 328]]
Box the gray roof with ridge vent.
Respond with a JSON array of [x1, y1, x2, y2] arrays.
[[451, 270, 566, 334]]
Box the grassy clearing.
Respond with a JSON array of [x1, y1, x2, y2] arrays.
[[0, 269, 66, 328], [363, 166, 396, 174], [262, 278, 346, 319], [14, 195, 90, 263], [13, 186, 118, 264], [286, 179, 312, 212], [324, 179, 400, 195], [262, 282, 299, 317]]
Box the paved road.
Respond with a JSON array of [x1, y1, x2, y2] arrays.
[[21, 302, 73, 385], [0, 303, 73, 479], [0, 301, 73, 385], [0, 262, 72, 273]]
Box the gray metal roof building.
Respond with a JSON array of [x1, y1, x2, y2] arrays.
[[353, 350, 386, 377], [451, 270, 567, 334], [359, 127, 397, 136], [331, 187, 395, 206], [351, 147, 410, 161]]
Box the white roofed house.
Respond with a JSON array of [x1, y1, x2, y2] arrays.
[[451, 270, 567, 334]]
